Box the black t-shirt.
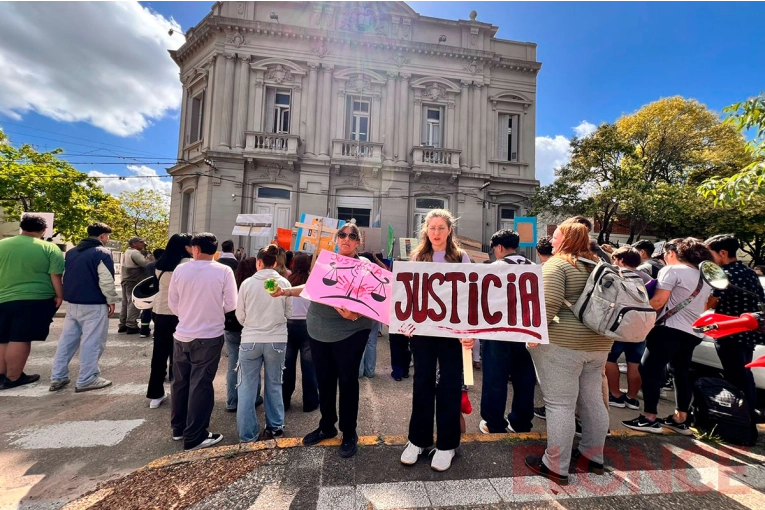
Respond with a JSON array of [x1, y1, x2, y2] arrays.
[[712, 260, 765, 347]]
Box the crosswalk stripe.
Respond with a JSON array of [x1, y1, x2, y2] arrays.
[[6, 419, 145, 449], [0, 382, 153, 397]]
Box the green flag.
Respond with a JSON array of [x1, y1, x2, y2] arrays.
[[387, 223, 395, 259]]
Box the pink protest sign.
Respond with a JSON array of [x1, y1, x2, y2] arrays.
[[302, 250, 392, 325]]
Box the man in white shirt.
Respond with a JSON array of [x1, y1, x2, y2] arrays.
[[168, 233, 237, 451]]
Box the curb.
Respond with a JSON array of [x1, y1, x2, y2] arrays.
[[141, 428, 655, 471]]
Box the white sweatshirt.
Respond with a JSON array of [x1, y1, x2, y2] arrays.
[[236, 269, 292, 344]]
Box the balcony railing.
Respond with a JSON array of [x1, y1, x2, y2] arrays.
[[331, 139, 383, 165], [244, 132, 300, 156], [411, 147, 461, 169]]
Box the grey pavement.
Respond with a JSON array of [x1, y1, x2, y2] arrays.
[[1, 315, 692, 510]]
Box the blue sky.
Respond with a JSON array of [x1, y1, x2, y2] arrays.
[[1, 1, 763, 193]]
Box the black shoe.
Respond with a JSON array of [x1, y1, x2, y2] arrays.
[[1, 373, 41, 390], [139, 328, 151, 338], [609, 393, 627, 408], [303, 404, 319, 413], [118, 326, 127, 333], [658, 415, 694, 436], [622, 415, 664, 434], [226, 407, 237, 413], [570, 449, 605, 475], [126, 327, 140, 335], [302, 427, 338, 446], [255, 395, 264, 407], [534, 406, 546, 420], [262, 427, 284, 440], [401, 372, 410, 379], [340, 432, 358, 458], [525, 455, 569, 486], [0, 374, 6, 386]]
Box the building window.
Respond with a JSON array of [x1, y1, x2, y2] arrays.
[[181, 190, 195, 233], [336, 191, 373, 228], [346, 96, 370, 141], [421, 106, 444, 148], [497, 114, 519, 162], [265, 88, 291, 134], [257, 187, 291, 200], [413, 197, 448, 235], [187, 91, 204, 145], [499, 207, 515, 230]]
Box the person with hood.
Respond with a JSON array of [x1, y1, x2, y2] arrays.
[[235, 245, 292, 441], [50, 223, 118, 392]]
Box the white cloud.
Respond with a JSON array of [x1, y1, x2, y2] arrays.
[[89, 165, 172, 201], [573, 120, 597, 138], [0, 2, 183, 137], [535, 121, 598, 185]]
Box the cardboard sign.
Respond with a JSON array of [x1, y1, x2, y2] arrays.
[[276, 228, 293, 250], [514, 216, 538, 248], [302, 250, 392, 325], [232, 214, 273, 236], [390, 262, 549, 343], [359, 227, 381, 253], [293, 214, 345, 254], [399, 237, 418, 259]]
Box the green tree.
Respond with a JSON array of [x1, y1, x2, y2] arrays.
[[109, 189, 170, 250], [699, 94, 765, 204], [0, 129, 108, 241]]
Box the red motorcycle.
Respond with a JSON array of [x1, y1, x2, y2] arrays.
[[692, 261, 765, 368]]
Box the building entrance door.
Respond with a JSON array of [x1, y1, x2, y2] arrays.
[[249, 186, 292, 255]]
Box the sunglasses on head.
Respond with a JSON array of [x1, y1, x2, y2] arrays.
[[337, 232, 359, 241]]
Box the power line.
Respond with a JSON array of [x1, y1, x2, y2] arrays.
[[1, 160, 177, 165]]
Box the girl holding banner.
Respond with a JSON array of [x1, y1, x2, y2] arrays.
[[399, 209, 475, 472], [269, 223, 374, 459]]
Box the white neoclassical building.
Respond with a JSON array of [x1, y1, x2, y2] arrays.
[[168, 1, 541, 254]]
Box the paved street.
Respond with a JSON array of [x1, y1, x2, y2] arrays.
[[1, 313, 759, 510]]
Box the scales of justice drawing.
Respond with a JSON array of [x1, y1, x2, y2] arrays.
[[321, 261, 390, 316]]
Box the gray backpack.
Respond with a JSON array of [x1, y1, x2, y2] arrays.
[[563, 258, 656, 343]]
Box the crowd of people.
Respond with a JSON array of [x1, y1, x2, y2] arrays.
[[0, 212, 763, 485]]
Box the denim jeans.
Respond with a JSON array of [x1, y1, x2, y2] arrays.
[[359, 322, 381, 377], [480, 340, 536, 433], [51, 303, 110, 386], [237, 342, 286, 442], [284, 320, 319, 411], [224, 330, 241, 410]]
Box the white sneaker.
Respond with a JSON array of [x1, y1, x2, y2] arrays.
[[184, 432, 223, 451], [75, 377, 112, 393], [430, 448, 455, 472], [150, 393, 168, 409], [479, 419, 515, 434], [400, 441, 427, 465]]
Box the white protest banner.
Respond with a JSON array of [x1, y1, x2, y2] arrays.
[[232, 214, 273, 236], [390, 262, 549, 344]]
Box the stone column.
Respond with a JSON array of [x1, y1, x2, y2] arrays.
[[209, 53, 225, 148], [396, 73, 410, 162], [471, 83, 482, 170], [335, 87, 345, 140], [319, 65, 333, 156], [219, 53, 236, 148], [305, 62, 319, 156], [233, 55, 250, 149], [292, 82, 302, 137], [459, 80, 469, 170], [384, 73, 396, 161], [480, 82, 488, 172], [252, 70, 265, 131], [246, 65, 257, 132], [412, 97, 422, 148]]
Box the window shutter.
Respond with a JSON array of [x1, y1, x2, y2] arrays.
[[345, 96, 353, 139], [498, 114, 509, 160], [421, 106, 428, 145], [510, 115, 519, 161], [433, 124, 441, 149], [264, 88, 276, 133]]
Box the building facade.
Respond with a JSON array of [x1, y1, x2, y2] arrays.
[[168, 1, 541, 255]]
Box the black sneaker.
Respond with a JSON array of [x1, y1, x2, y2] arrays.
[[0, 372, 41, 390], [534, 406, 546, 420], [622, 415, 663, 434], [525, 454, 569, 486], [185, 432, 223, 451], [118, 326, 127, 333], [609, 393, 627, 408], [570, 448, 605, 475], [624, 395, 640, 410], [262, 427, 284, 440], [126, 327, 140, 335], [139, 327, 151, 338], [255, 395, 264, 407], [302, 427, 338, 446], [340, 432, 358, 458], [658, 415, 694, 436]]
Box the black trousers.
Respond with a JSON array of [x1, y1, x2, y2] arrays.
[[170, 336, 224, 449], [716, 339, 758, 415], [310, 329, 369, 435], [389, 333, 412, 378], [640, 326, 701, 415], [284, 319, 320, 411], [408, 336, 463, 450], [146, 313, 177, 399]]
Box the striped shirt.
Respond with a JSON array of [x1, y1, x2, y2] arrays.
[[542, 256, 613, 352]]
